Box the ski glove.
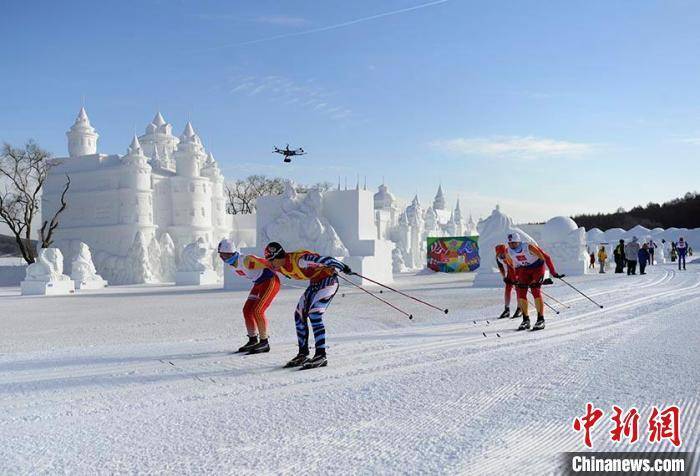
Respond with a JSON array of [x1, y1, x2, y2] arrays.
[[341, 264, 352, 274], [552, 273, 565, 279]]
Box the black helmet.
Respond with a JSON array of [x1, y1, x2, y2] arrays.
[[264, 242, 286, 260]]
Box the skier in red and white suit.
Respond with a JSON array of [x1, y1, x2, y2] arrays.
[[501, 233, 563, 331], [218, 239, 281, 354], [495, 244, 522, 319]]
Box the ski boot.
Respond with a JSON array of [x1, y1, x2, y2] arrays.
[[247, 339, 270, 354], [517, 316, 531, 331], [512, 307, 523, 319], [237, 336, 258, 353], [284, 348, 309, 368], [300, 352, 328, 370], [498, 307, 510, 319], [532, 315, 545, 331]]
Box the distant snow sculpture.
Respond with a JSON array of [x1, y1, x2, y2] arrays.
[[71, 242, 107, 289], [260, 182, 349, 257], [538, 217, 588, 276], [176, 237, 219, 285], [21, 247, 75, 295], [473, 206, 534, 287]]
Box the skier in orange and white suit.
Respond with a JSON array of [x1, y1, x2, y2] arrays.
[[501, 233, 564, 331], [218, 239, 281, 354], [495, 244, 522, 319]]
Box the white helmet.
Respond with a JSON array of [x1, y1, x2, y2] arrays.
[[507, 232, 522, 243], [217, 238, 236, 254]]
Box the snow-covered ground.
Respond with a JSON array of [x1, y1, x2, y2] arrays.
[[1, 260, 698, 474]]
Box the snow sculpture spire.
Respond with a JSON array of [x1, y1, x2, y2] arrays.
[[128, 135, 142, 155], [67, 107, 99, 157], [433, 184, 446, 210], [152, 111, 166, 127]]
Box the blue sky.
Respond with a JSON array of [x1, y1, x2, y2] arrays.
[[2, 0, 699, 223]]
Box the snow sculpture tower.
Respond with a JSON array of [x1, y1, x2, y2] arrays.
[[66, 107, 98, 157], [138, 112, 179, 171], [169, 122, 213, 247], [119, 136, 155, 237], [405, 195, 424, 268], [473, 206, 535, 287], [453, 199, 464, 235], [201, 151, 228, 241]]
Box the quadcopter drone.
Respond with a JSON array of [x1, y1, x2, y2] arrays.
[[273, 144, 306, 163]]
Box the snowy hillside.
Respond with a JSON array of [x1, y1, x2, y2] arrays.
[[1, 261, 698, 474]]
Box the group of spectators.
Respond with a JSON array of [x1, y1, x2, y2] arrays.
[[589, 236, 691, 275]]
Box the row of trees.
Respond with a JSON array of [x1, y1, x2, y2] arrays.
[[0, 141, 71, 263], [573, 192, 700, 230]]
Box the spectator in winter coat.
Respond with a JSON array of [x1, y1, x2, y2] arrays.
[[638, 243, 650, 275], [589, 252, 595, 269], [614, 239, 626, 273], [677, 237, 688, 270], [648, 240, 657, 265], [597, 246, 607, 274], [625, 237, 641, 275]]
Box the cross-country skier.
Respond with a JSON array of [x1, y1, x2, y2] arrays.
[[264, 242, 352, 369], [677, 237, 688, 270], [495, 244, 522, 319], [501, 233, 563, 331], [218, 239, 281, 354]]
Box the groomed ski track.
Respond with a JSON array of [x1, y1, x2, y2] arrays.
[[1, 261, 698, 474]]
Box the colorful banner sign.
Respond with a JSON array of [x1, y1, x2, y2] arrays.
[[426, 236, 480, 273]]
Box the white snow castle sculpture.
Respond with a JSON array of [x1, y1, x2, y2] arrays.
[[538, 217, 587, 276], [473, 206, 535, 288], [21, 247, 76, 295], [71, 242, 107, 290], [176, 237, 219, 285], [41, 108, 232, 285]]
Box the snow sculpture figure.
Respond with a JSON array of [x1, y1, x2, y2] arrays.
[[125, 231, 156, 284], [261, 182, 349, 257], [158, 233, 177, 282], [473, 206, 535, 287], [147, 236, 163, 282], [392, 247, 409, 273], [179, 237, 213, 272], [539, 217, 588, 276], [176, 237, 219, 285], [71, 242, 107, 289], [21, 247, 75, 295]]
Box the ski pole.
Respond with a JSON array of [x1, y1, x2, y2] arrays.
[[338, 274, 414, 320], [540, 290, 570, 309], [557, 277, 604, 309], [349, 272, 449, 314], [527, 298, 559, 315]]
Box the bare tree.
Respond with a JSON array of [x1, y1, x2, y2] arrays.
[[0, 141, 70, 263], [226, 175, 285, 214]]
